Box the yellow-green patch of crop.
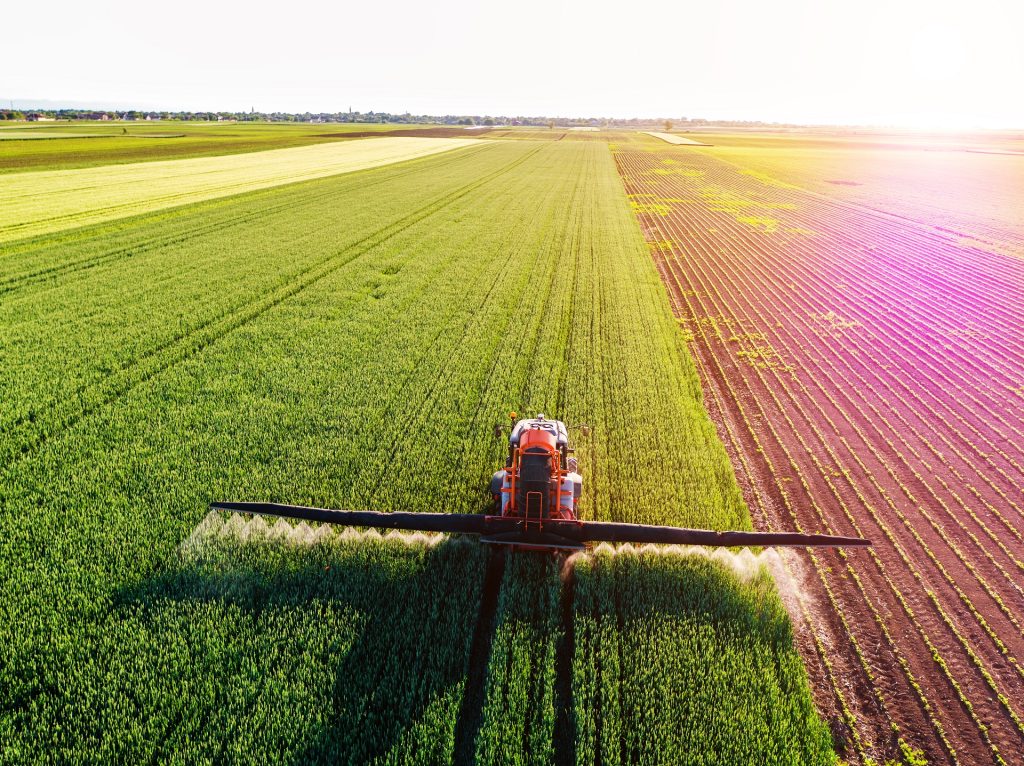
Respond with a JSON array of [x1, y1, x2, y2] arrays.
[[697, 187, 796, 232], [727, 331, 767, 344], [699, 187, 758, 212], [0, 131, 110, 140], [740, 168, 800, 189], [0, 137, 485, 242], [700, 187, 796, 212], [737, 344, 792, 372], [736, 215, 780, 232], [649, 167, 704, 178], [630, 200, 671, 216], [809, 311, 861, 337], [0, 121, 446, 173]]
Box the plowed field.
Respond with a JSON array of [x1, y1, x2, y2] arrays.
[[614, 135, 1024, 765]]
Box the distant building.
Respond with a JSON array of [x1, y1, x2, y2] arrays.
[[25, 113, 55, 122]]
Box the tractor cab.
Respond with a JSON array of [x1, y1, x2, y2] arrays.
[[507, 413, 570, 468]]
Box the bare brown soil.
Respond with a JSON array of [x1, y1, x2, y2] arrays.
[[615, 138, 1024, 766]]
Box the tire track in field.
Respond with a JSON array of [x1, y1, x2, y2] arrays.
[[0, 144, 544, 475], [440, 143, 593, 511], [0, 144, 501, 448], [325, 144, 571, 505], [384, 143, 587, 758], [516, 145, 589, 412], [344, 155, 565, 501], [438, 142, 583, 503], [453, 547, 506, 765], [0, 201, 291, 293], [358, 142, 590, 509], [0, 144, 498, 295], [553, 554, 577, 766], [449, 146, 584, 488]]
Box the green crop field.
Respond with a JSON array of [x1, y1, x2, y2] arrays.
[[0, 130, 112, 140], [0, 121, 443, 173], [0, 135, 832, 763], [0, 136, 482, 241]]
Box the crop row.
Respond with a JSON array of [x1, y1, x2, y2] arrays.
[[474, 554, 561, 766], [647, 148, 1024, 749]]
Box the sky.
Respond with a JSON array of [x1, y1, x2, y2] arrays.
[[5, 0, 1023, 128]]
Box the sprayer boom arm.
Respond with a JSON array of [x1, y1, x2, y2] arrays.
[[210, 502, 869, 548]]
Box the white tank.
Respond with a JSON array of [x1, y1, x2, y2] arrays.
[[501, 472, 512, 515], [559, 472, 582, 515]]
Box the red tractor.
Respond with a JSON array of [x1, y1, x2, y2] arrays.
[[486, 414, 582, 547]]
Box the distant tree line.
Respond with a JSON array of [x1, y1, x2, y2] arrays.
[[0, 108, 794, 129]]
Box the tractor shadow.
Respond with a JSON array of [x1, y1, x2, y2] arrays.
[[113, 526, 491, 765], [110, 530, 833, 764]]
